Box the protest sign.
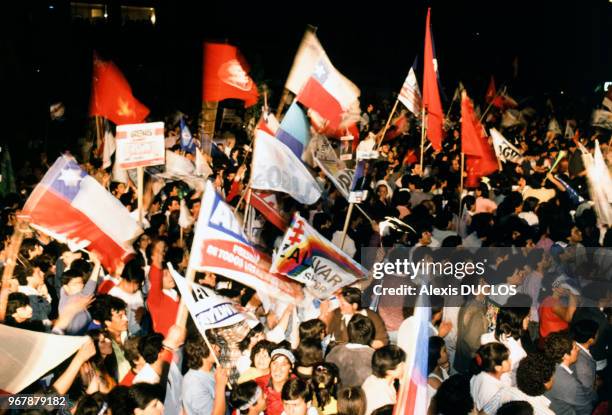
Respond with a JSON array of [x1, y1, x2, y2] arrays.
[[115, 122, 165, 169]]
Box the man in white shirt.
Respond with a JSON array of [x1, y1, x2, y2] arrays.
[[482, 353, 555, 415], [108, 259, 146, 336], [361, 345, 406, 415]]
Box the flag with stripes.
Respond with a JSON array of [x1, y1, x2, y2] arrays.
[[398, 63, 422, 117], [394, 301, 430, 415]]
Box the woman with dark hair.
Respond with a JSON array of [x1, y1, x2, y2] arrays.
[[294, 338, 323, 381], [236, 323, 266, 375], [427, 336, 449, 406], [480, 302, 530, 386], [469, 343, 511, 412], [311, 362, 339, 415], [238, 339, 275, 384]]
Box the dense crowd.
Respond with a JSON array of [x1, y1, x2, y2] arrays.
[[0, 96, 611, 415]]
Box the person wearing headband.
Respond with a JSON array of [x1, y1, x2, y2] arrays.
[[231, 381, 267, 415], [255, 348, 296, 415]]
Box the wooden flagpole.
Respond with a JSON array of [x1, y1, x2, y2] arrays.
[[419, 107, 427, 176], [0, 223, 26, 322], [137, 166, 144, 227], [340, 203, 355, 248], [459, 152, 465, 197], [276, 89, 290, 120], [375, 99, 400, 150]]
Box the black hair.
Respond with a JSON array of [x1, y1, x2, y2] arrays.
[[571, 319, 599, 344], [185, 335, 211, 369], [543, 331, 573, 364], [238, 323, 265, 352], [230, 381, 261, 415], [516, 353, 555, 396], [100, 296, 127, 328], [299, 319, 326, 342], [432, 374, 474, 415], [61, 268, 84, 286], [371, 345, 406, 378], [14, 263, 36, 286], [472, 343, 509, 375], [347, 314, 375, 346], [281, 378, 312, 403], [341, 286, 362, 308], [337, 386, 366, 415], [312, 362, 339, 410], [496, 401, 534, 415], [75, 392, 108, 415], [128, 383, 162, 410], [522, 196, 539, 213], [138, 333, 164, 364], [121, 259, 145, 285], [294, 338, 323, 368], [371, 405, 394, 415], [6, 292, 30, 316], [250, 339, 275, 367], [428, 336, 446, 375], [494, 306, 529, 341]]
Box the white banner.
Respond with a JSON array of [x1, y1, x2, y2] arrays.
[[116, 122, 165, 169], [168, 263, 245, 330], [490, 128, 523, 164], [0, 325, 88, 393]]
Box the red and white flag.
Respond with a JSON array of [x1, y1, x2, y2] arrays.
[[398, 66, 422, 117], [248, 189, 288, 231], [21, 155, 143, 271], [288, 28, 360, 131]]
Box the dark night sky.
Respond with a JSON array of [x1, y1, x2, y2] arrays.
[[1, 0, 611, 149]]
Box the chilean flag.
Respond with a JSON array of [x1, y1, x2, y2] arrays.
[[394, 303, 430, 415], [21, 155, 143, 271], [297, 59, 359, 131]]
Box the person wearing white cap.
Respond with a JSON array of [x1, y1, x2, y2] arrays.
[[255, 349, 296, 415]]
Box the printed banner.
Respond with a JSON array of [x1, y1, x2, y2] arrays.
[[271, 213, 368, 299], [168, 263, 245, 329], [189, 181, 303, 304], [116, 122, 165, 169]]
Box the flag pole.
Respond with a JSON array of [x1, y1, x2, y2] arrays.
[[419, 107, 427, 176], [375, 99, 400, 150], [479, 85, 505, 123], [276, 89, 290, 120], [0, 222, 25, 322], [460, 152, 465, 197], [445, 84, 461, 119], [340, 203, 355, 248], [137, 166, 144, 227]]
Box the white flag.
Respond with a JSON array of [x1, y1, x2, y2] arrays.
[[584, 140, 612, 225], [195, 149, 213, 178], [398, 66, 422, 117], [251, 130, 322, 205], [548, 118, 562, 135], [490, 128, 524, 164], [168, 263, 245, 330], [102, 130, 116, 170], [0, 325, 88, 393], [178, 198, 194, 228], [564, 121, 574, 139]]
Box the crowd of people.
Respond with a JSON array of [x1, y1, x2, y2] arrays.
[[0, 93, 611, 415]]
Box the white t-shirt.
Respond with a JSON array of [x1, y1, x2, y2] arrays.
[[133, 363, 161, 384], [470, 372, 508, 411], [480, 332, 527, 386], [361, 375, 397, 415]]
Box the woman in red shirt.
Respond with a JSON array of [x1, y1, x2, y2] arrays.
[[538, 285, 577, 339]]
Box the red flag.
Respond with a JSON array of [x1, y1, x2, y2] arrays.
[[383, 112, 409, 142], [202, 43, 259, 107], [461, 92, 498, 185], [422, 8, 444, 151], [485, 76, 496, 103], [90, 56, 150, 126], [248, 189, 288, 231]]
